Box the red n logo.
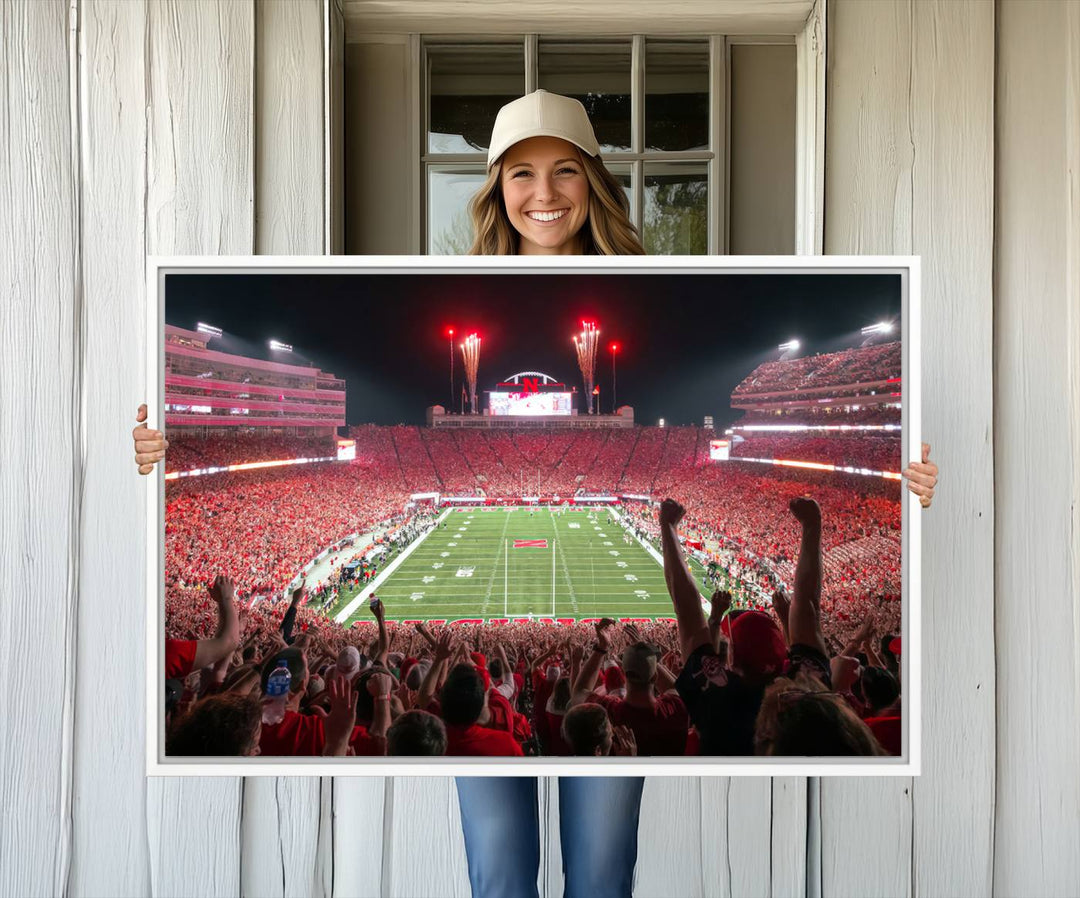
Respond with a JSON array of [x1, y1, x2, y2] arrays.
[[523, 378, 539, 393]]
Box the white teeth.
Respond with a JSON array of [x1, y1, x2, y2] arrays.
[[527, 209, 567, 222]]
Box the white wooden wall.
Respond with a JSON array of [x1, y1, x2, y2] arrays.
[[1, 1, 1077, 896]]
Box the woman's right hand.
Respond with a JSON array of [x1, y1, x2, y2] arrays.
[[133, 403, 168, 474]]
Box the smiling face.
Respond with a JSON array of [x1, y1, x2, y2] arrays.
[[499, 136, 591, 255]]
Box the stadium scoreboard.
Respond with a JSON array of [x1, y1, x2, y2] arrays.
[[487, 374, 572, 417], [710, 439, 730, 461], [489, 390, 573, 416]]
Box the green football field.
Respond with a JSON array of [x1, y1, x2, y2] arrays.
[[338, 507, 711, 625]]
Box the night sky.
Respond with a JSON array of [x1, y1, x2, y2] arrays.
[[166, 272, 901, 429]]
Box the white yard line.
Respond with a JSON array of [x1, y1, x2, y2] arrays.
[[553, 509, 579, 614], [609, 507, 712, 613], [333, 507, 453, 624], [480, 507, 512, 617]]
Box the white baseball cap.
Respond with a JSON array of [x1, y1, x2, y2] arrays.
[[486, 90, 601, 169]]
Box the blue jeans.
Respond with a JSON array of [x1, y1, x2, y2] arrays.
[[455, 776, 646, 898]]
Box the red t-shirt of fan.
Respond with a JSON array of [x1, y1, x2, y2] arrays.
[[165, 639, 198, 679], [865, 715, 901, 756], [445, 723, 523, 757], [544, 709, 572, 756], [586, 691, 689, 756], [259, 710, 382, 756]]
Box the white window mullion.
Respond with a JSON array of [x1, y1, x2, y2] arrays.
[[631, 34, 645, 233], [709, 35, 726, 256], [525, 34, 538, 94], [723, 37, 733, 255], [416, 36, 427, 254]]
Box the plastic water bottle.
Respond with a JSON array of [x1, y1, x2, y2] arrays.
[[263, 660, 291, 725]]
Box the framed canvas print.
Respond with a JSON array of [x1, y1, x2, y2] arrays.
[[146, 255, 920, 776]]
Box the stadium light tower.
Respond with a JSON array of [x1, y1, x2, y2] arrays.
[[610, 342, 619, 413], [269, 339, 293, 353], [446, 326, 455, 413], [197, 322, 222, 338]]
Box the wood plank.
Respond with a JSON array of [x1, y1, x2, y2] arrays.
[[255, 0, 324, 255], [908, 3, 995, 896], [383, 777, 471, 897], [242, 3, 328, 895], [0, 1, 77, 895], [144, 3, 254, 895], [633, 778, 707, 897], [331, 779, 386, 898], [145, 0, 255, 257], [821, 3, 915, 895], [696, 779, 776, 898], [147, 779, 244, 897], [241, 779, 326, 898], [69, 2, 153, 894], [824, 0, 913, 255], [821, 779, 911, 898], [993, 2, 1080, 893], [823, 2, 997, 896], [540, 776, 560, 898], [771, 778, 808, 898]]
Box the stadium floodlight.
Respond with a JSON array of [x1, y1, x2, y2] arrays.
[[778, 339, 800, 352], [269, 339, 293, 352], [196, 322, 222, 338], [861, 322, 894, 336]]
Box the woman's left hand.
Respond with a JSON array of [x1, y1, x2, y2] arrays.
[[902, 442, 938, 509]]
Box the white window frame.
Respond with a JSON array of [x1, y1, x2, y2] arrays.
[[403, 1, 825, 256]]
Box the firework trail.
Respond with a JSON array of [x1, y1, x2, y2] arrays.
[[573, 321, 600, 414], [460, 333, 481, 413]]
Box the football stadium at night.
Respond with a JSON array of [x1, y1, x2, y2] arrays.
[[162, 271, 908, 758]]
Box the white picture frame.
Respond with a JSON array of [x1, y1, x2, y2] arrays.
[[146, 254, 921, 777]]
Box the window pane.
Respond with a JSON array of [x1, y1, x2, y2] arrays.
[[643, 163, 707, 254], [428, 167, 487, 254], [538, 40, 632, 153], [645, 40, 709, 152], [604, 163, 634, 221], [428, 44, 524, 154]]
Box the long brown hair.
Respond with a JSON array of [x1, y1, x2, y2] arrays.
[[754, 673, 887, 757], [468, 150, 645, 256]]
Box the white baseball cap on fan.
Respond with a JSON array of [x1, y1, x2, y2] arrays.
[[486, 90, 601, 169]]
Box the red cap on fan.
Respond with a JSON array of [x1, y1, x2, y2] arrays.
[[728, 611, 787, 680], [605, 666, 626, 690], [888, 636, 902, 656]]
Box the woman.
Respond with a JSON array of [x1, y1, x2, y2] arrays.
[[133, 90, 939, 898], [447, 91, 648, 898], [466, 90, 643, 257]]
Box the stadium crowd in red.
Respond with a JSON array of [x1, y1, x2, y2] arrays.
[[735, 405, 900, 426], [164, 434, 336, 473], [730, 434, 901, 471], [165, 426, 903, 646], [733, 342, 901, 396], [165, 498, 903, 760]]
